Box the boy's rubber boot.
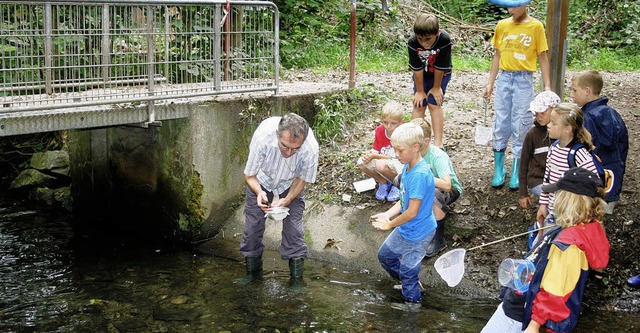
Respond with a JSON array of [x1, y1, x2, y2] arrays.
[[491, 149, 506, 188], [233, 256, 262, 285], [509, 158, 520, 191], [425, 220, 446, 258], [289, 258, 305, 289]]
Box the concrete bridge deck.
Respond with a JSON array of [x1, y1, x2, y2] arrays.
[[0, 80, 346, 137]]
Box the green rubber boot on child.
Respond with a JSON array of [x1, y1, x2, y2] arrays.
[[509, 158, 520, 191], [491, 149, 506, 188]]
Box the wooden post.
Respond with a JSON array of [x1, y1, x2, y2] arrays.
[[545, 0, 570, 97], [348, 0, 356, 89]]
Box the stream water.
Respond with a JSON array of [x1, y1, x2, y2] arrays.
[[1, 195, 638, 332]]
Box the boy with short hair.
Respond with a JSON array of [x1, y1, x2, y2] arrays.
[[483, 2, 551, 191], [358, 101, 405, 202], [371, 122, 436, 311], [518, 90, 560, 209], [411, 118, 462, 257], [570, 70, 629, 214], [408, 13, 452, 149]]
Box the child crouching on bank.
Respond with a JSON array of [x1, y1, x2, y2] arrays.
[[358, 101, 405, 201]]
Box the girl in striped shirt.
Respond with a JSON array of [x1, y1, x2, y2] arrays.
[[536, 103, 598, 228]]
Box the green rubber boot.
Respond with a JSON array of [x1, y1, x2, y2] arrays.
[[509, 158, 520, 191], [233, 256, 262, 285], [289, 258, 304, 280], [289, 258, 305, 290], [491, 149, 506, 188]]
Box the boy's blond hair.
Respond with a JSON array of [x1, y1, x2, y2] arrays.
[[572, 70, 604, 95], [391, 122, 424, 149], [554, 190, 606, 227], [413, 13, 439, 36], [551, 103, 595, 151], [411, 117, 432, 139], [381, 101, 404, 122]]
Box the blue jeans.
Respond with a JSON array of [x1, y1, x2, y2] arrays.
[[481, 302, 524, 333], [530, 183, 542, 197], [377, 228, 434, 302], [492, 70, 534, 158]]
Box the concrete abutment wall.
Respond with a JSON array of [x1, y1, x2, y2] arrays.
[[68, 92, 330, 243]]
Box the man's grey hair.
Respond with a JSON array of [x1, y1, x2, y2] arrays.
[[278, 113, 309, 140]]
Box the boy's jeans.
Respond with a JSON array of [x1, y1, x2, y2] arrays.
[[481, 302, 524, 333], [377, 228, 434, 302], [492, 70, 534, 159]]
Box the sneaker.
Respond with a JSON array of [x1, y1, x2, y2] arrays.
[[386, 185, 401, 201], [627, 274, 640, 288], [375, 183, 391, 201]]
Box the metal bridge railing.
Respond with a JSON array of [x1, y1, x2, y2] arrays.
[[0, 0, 279, 116]]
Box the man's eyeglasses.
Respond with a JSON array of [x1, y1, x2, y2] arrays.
[[278, 140, 301, 153]]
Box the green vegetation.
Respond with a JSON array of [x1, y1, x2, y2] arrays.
[[274, 0, 640, 72], [312, 85, 384, 146]]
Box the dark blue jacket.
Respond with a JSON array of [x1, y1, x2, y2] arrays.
[[582, 97, 628, 202]]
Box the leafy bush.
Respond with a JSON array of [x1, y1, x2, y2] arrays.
[[274, 0, 639, 71], [312, 85, 384, 146]]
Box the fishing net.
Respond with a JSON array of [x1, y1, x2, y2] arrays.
[[434, 248, 466, 287]]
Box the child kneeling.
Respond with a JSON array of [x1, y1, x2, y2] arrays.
[[358, 101, 405, 201]]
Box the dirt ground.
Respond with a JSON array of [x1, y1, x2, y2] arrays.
[[285, 69, 640, 313]]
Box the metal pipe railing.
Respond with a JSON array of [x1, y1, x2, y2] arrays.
[[0, 0, 280, 114]]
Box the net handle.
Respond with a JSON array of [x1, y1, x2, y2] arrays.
[[467, 225, 554, 251]]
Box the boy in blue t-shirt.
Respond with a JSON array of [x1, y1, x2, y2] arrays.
[[371, 122, 436, 311]]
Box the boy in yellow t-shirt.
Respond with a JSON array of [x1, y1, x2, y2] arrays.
[[482, 2, 551, 192]]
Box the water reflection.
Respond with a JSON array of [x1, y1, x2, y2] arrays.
[[1, 196, 639, 332]]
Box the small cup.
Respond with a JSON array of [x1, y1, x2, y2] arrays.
[[498, 258, 536, 292]]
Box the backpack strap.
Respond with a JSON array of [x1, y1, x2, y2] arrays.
[[567, 142, 587, 168], [546, 140, 560, 183]]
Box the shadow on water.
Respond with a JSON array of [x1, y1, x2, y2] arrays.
[[1, 196, 639, 332]]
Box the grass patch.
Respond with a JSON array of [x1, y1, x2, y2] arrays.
[[283, 41, 640, 73], [568, 47, 640, 71], [453, 54, 492, 71]]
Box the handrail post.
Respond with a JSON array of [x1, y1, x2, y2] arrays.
[[44, 2, 53, 95], [273, 4, 280, 95], [146, 5, 156, 123], [213, 4, 222, 91], [164, 5, 170, 81], [101, 4, 111, 82]]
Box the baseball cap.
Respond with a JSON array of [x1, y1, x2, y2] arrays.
[[529, 91, 561, 114], [541, 167, 603, 198]]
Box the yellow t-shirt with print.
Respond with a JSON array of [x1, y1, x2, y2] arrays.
[[491, 17, 548, 72]]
